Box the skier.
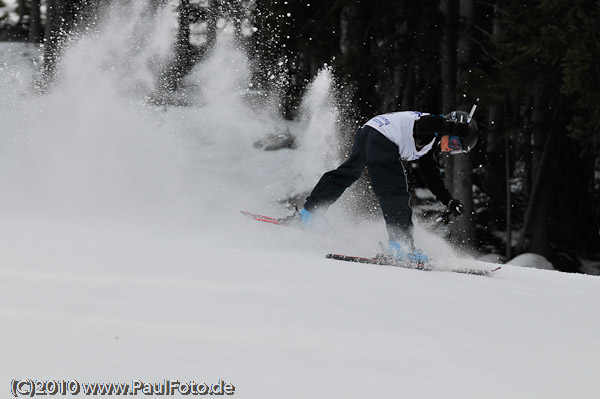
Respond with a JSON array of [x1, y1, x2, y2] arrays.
[[297, 110, 479, 263]]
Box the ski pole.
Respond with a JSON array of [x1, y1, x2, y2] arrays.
[[467, 97, 480, 123]]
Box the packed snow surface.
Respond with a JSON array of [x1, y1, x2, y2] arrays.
[[2, 216, 600, 399], [1, 2, 599, 398]]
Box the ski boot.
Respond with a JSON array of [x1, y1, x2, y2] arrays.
[[379, 241, 430, 269], [278, 206, 313, 227]]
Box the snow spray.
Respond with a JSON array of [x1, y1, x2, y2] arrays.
[[0, 0, 345, 228]]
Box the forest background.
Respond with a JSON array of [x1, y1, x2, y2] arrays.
[[1, 0, 599, 273]]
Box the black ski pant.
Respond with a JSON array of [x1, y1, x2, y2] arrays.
[[303, 125, 413, 243]]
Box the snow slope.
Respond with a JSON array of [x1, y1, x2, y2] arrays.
[[1, 2, 600, 398], [2, 215, 600, 399]]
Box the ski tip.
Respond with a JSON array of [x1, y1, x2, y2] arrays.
[[240, 210, 283, 225]]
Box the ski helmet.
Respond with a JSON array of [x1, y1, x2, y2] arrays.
[[443, 110, 479, 153]]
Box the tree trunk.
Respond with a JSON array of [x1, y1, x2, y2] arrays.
[[439, 0, 455, 196], [161, 0, 217, 92], [518, 77, 552, 257], [339, 4, 358, 57], [439, 0, 454, 117], [448, 0, 476, 247], [486, 99, 508, 249], [43, 0, 64, 83], [17, 0, 26, 23], [505, 134, 512, 259], [28, 0, 42, 43], [485, 2, 509, 256], [42, 0, 91, 85]]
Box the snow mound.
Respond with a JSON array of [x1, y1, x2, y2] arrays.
[[507, 253, 555, 270]]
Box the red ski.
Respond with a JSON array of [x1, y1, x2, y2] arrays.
[[240, 210, 298, 226], [241, 211, 281, 225], [241, 210, 338, 235]]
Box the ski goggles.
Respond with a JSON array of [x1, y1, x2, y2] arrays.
[[440, 135, 464, 154]]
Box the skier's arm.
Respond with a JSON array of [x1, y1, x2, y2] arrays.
[[416, 150, 452, 205]]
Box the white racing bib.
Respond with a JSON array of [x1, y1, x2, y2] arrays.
[[364, 111, 435, 161]]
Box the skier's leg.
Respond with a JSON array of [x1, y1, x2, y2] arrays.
[[303, 127, 368, 212], [365, 131, 414, 244]]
